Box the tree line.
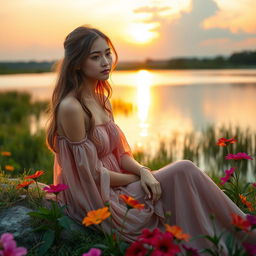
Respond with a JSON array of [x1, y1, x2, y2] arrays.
[[0, 50, 255, 74]]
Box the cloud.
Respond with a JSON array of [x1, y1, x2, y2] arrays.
[[126, 0, 256, 59], [202, 0, 256, 33]]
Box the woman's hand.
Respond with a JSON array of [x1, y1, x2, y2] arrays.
[[139, 167, 162, 203]]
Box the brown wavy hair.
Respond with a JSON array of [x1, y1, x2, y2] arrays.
[[45, 25, 118, 153]]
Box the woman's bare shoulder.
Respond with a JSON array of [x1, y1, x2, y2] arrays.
[[58, 96, 83, 115], [57, 96, 87, 141]]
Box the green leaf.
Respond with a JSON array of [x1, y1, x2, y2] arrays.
[[32, 224, 49, 232], [27, 212, 50, 220], [37, 230, 55, 256], [201, 248, 217, 256], [119, 241, 129, 254], [58, 216, 74, 230], [92, 243, 109, 250]]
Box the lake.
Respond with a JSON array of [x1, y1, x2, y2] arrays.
[[1, 69, 256, 158]]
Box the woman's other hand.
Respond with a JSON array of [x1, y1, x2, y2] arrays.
[[139, 167, 162, 203]]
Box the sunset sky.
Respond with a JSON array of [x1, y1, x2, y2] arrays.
[[0, 0, 255, 62]]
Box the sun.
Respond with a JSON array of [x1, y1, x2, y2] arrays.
[[126, 22, 159, 44]]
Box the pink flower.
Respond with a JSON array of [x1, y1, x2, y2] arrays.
[[82, 248, 102, 256], [225, 152, 253, 160], [246, 214, 256, 226], [0, 233, 27, 256], [252, 183, 256, 188], [243, 243, 256, 256], [220, 167, 235, 185], [43, 184, 69, 195]]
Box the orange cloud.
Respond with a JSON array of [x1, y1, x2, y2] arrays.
[[202, 0, 256, 33]]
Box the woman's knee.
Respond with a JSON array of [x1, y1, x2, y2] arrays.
[[175, 159, 199, 176]]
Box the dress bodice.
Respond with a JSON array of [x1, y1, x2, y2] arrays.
[[93, 119, 120, 159]]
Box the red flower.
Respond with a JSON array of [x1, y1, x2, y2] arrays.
[[252, 183, 256, 188], [151, 232, 180, 256], [120, 194, 145, 210], [43, 184, 69, 195], [16, 180, 35, 190], [24, 170, 44, 180], [225, 152, 253, 160], [138, 228, 161, 246], [231, 213, 251, 232], [125, 241, 147, 256], [217, 137, 237, 146]]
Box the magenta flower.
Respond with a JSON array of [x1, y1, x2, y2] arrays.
[[151, 232, 180, 256], [82, 248, 102, 256], [246, 214, 256, 226], [125, 241, 148, 256], [0, 233, 27, 256], [243, 243, 256, 256], [252, 183, 256, 188], [138, 228, 162, 246], [225, 152, 253, 160], [220, 167, 235, 185], [43, 184, 69, 195], [182, 244, 200, 256]]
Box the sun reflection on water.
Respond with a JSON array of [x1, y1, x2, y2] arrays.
[[135, 70, 153, 139]]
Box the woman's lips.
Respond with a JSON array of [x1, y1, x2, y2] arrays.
[[101, 69, 110, 74]]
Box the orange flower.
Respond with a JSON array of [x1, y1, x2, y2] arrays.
[[119, 194, 145, 210], [16, 180, 35, 190], [165, 224, 191, 241], [82, 207, 111, 226], [1, 151, 11, 156], [24, 170, 44, 180], [239, 194, 254, 212], [231, 213, 251, 232], [5, 165, 14, 171]]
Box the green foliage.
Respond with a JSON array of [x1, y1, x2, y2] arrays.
[[28, 201, 75, 255], [0, 91, 53, 183]]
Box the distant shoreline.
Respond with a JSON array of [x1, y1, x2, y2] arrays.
[[1, 65, 256, 75], [1, 50, 255, 75]]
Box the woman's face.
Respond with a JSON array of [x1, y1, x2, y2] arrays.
[[81, 37, 113, 81]]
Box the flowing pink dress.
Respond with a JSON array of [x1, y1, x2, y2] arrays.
[[53, 119, 256, 251]]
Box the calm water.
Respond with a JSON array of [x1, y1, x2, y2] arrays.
[[1, 69, 256, 156]]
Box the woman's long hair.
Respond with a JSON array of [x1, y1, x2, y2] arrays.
[[45, 25, 118, 153]]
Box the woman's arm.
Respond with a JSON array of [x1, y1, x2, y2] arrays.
[[120, 154, 162, 203], [120, 154, 145, 176], [108, 170, 139, 187]]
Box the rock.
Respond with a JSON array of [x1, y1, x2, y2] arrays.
[[0, 205, 40, 249], [0, 179, 97, 250]]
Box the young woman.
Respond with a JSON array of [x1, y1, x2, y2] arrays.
[[46, 25, 255, 251]]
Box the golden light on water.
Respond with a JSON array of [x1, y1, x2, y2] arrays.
[[135, 70, 153, 137]]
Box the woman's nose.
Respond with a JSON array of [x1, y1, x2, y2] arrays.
[[101, 56, 110, 66]]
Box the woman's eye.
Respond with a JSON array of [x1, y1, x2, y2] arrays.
[[106, 52, 112, 57], [92, 56, 99, 60]]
